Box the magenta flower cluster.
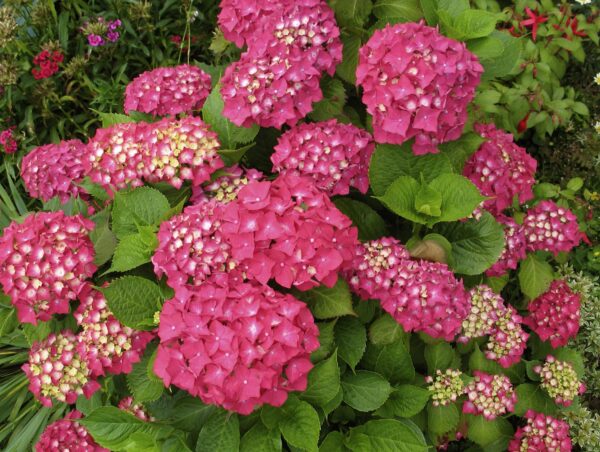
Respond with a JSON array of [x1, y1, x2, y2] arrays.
[[508, 410, 572, 451], [524, 279, 581, 348], [0, 212, 96, 324], [464, 123, 537, 215], [356, 21, 483, 154], [271, 119, 375, 196], [35, 410, 108, 452], [155, 275, 319, 415], [82, 17, 121, 47], [124, 65, 212, 117], [486, 215, 527, 277], [463, 371, 516, 420]]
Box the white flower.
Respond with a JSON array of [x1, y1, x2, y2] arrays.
[[594, 72, 600, 85], [594, 121, 600, 134], [575, 0, 592, 5]]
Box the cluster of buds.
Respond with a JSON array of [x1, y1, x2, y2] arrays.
[[190, 165, 264, 205], [508, 410, 572, 451], [32, 48, 63, 79], [464, 123, 537, 215], [524, 279, 581, 348], [459, 285, 506, 342], [118, 397, 155, 421], [535, 356, 585, 407], [22, 331, 101, 406], [463, 371, 516, 420], [0, 6, 17, 48], [486, 305, 529, 368], [426, 369, 464, 407], [356, 21, 482, 154], [271, 119, 374, 196], [154, 275, 319, 414], [75, 285, 155, 377], [521, 200, 583, 255], [35, 410, 108, 452], [0, 126, 17, 153], [0, 211, 96, 324], [21, 139, 88, 202], [486, 216, 527, 277], [124, 65, 212, 116], [81, 17, 121, 47]]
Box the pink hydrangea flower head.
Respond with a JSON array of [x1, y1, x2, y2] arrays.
[[220, 44, 323, 128], [152, 202, 234, 290], [35, 410, 108, 452], [22, 331, 100, 407], [154, 276, 319, 415], [508, 410, 572, 452], [356, 21, 483, 154], [380, 259, 470, 341], [75, 284, 155, 377], [118, 397, 155, 421], [534, 355, 584, 407], [271, 120, 375, 195], [486, 215, 527, 277], [0, 212, 96, 324], [342, 237, 411, 301], [522, 201, 583, 255], [485, 305, 529, 368], [21, 139, 89, 203], [220, 173, 358, 290], [217, 0, 282, 47], [459, 285, 507, 343], [124, 65, 212, 116], [190, 165, 264, 205], [86, 122, 149, 191], [426, 369, 464, 407], [463, 371, 516, 420], [249, 0, 342, 75], [145, 116, 223, 188], [524, 279, 581, 348], [464, 123, 537, 215]]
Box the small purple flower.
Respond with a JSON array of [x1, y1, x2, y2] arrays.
[[106, 31, 120, 42], [87, 34, 104, 47], [108, 19, 122, 31]]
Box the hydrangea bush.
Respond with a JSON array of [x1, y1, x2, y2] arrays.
[[0, 1, 599, 451]]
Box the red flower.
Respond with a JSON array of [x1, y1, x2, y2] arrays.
[[520, 8, 548, 41]]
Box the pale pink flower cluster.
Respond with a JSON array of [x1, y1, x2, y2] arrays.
[[124, 64, 212, 116], [508, 410, 572, 451], [75, 285, 155, 377], [464, 123, 537, 215], [425, 369, 464, 407], [356, 21, 482, 154], [21, 139, 89, 203], [486, 305, 529, 368], [522, 201, 583, 255], [35, 410, 108, 452], [534, 355, 585, 407], [524, 279, 581, 348], [118, 397, 154, 421], [0, 212, 96, 324], [271, 120, 374, 196], [22, 331, 101, 407], [463, 371, 516, 420], [154, 275, 319, 414], [190, 165, 264, 205], [486, 216, 527, 277]]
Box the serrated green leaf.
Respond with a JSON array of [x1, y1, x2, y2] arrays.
[[438, 133, 485, 172], [334, 316, 366, 370], [480, 31, 522, 81], [336, 33, 361, 85], [424, 342, 455, 374], [346, 419, 427, 452], [450, 10, 501, 40], [428, 174, 486, 225], [101, 276, 162, 330], [427, 402, 459, 435], [368, 314, 407, 346], [333, 198, 388, 241], [379, 385, 430, 418], [372, 0, 423, 21], [296, 278, 355, 319], [279, 397, 320, 452], [466, 415, 513, 448], [302, 351, 341, 408], [312, 320, 337, 363], [518, 254, 555, 299], [127, 346, 164, 403], [414, 183, 442, 217], [310, 77, 347, 122], [333, 0, 373, 28], [514, 383, 558, 416], [112, 187, 170, 239], [109, 228, 158, 273], [196, 409, 239, 452], [377, 176, 429, 224], [97, 112, 135, 128], [240, 423, 281, 452], [319, 431, 347, 452], [362, 339, 415, 384], [341, 371, 391, 412]]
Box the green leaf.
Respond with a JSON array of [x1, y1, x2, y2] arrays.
[[240, 423, 282, 452], [427, 403, 459, 434], [372, 0, 423, 21], [377, 176, 429, 224], [369, 143, 453, 196], [368, 314, 408, 346], [553, 348, 585, 378], [319, 431, 347, 452], [218, 143, 255, 167], [362, 339, 415, 384], [480, 31, 522, 81], [296, 278, 355, 319], [333, 0, 373, 28], [196, 409, 239, 452], [333, 198, 389, 241], [112, 187, 170, 239], [80, 407, 179, 451], [126, 347, 164, 403], [428, 174, 486, 224], [379, 385, 430, 418], [438, 133, 485, 172], [467, 415, 513, 448], [312, 320, 337, 362], [301, 351, 341, 408], [346, 419, 428, 452], [451, 10, 501, 40], [334, 316, 366, 370], [414, 183, 442, 217], [467, 36, 504, 60], [341, 371, 391, 412], [101, 276, 162, 330], [336, 33, 361, 85], [90, 208, 117, 267], [109, 228, 158, 273], [310, 77, 347, 122], [437, 0, 469, 17], [97, 112, 135, 128], [279, 397, 321, 452], [202, 84, 259, 149], [514, 383, 558, 416], [518, 254, 555, 299], [434, 213, 505, 275], [76, 392, 104, 416], [424, 342, 455, 374]]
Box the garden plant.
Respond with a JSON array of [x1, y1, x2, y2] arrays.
[[1, 0, 600, 451]]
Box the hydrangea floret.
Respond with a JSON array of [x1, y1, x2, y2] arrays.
[[0, 211, 96, 324], [486, 215, 527, 277], [356, 21, 482, 154], [508, 410, 572, 451], [118, 397, 155, 421], [35, 410, 108, 452], [463, 371, 516, 420], [534, 355, 585, 407], [426, 369, 464, 407], [217, 0, 281, 47], [486, 305, 529, 368], [459, 285, 507, 342], [271, 119, 374, 196]]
